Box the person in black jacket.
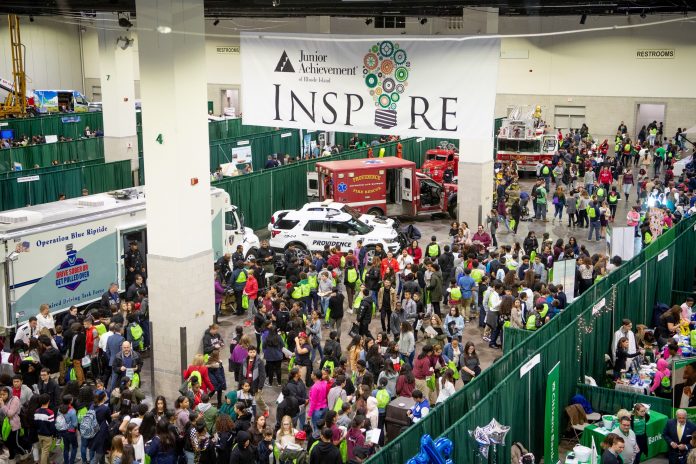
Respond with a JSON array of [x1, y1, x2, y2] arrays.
[[357, 290, 374, 337], [37, 368, 60, 410], [437, 245, 455, 282], [64, 322, 87, 385], [229, 431, 254, 464], [38, 336, 62, 376], [328, 288, 345, 332], [613, 337, 642, 379], [310, 428, 342, 464]]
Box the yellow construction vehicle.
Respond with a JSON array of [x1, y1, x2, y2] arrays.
[[0, 14, 27, 118]]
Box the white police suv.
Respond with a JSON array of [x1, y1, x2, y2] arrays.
[[268, 202, 403, 256]]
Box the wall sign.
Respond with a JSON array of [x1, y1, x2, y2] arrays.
[[636, 49, 675, 59], [216, 46, 240, 54]]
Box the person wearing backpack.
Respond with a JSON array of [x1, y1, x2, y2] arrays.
[[84, 389, 111, 464], [110, 341, 143, 393], [0, 385, 22, 459], [126, 314, 146, 353], [57, 394, 78, 464], [34, 393, 56, 464]]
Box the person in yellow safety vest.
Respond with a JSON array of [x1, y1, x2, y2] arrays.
[[537, 302, 549, 321], [525, 310, 539, 331], [230, 260, 247, 315], [307, 266, 319, 314], [426, 235, 440, 259], [607, 187, 620, 222], [352, 284, 366, 312], [587, 200, 601, 242]]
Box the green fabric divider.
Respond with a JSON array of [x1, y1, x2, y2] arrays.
[[502, 326, 532, 352], [209, 129, 302, 171], [575, 383, 672, 418], [0, 160, 132, 211], [369, 214, 696, 464], [0, 137, 104, 172], [207, 118, 279, 142], [212, 137, 454, 231], [0, 158, 104, 180], [0, 112, 104, 139]]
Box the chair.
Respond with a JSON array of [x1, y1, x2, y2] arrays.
[[564, 404, 591, 443]]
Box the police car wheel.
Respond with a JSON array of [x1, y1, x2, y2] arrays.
[[286, 243, 308, 261], [367, 207, 384, 216]]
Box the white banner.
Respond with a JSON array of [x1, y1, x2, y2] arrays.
[[241, 33, 500, 139]]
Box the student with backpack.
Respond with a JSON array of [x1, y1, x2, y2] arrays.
[[126, 314, 146, 353], [83, 389, 111, 464], [56, 394, 79, 464], [35, 393, 56, 464]]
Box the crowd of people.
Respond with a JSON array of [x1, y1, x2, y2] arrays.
[[1, 126, 102, 150]]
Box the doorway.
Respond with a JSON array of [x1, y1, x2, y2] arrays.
[[635, 103, 665, 138], [220, 88, 239, 117]]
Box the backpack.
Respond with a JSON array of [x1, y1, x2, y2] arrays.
[[55, 412, 69, 432], [661, 375, 672, 392], [129, 323, 144, 351], [279, 444, 308, 464], [79, 409, 100, 439]]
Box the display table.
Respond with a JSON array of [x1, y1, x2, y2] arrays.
[[580, 410, 668, 459]]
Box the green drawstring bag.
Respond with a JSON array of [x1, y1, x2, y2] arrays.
[[426, 374, 436, 391], [288, 355, 295, 372], [447, 360, 460, 380], [241, 294, 249, 309], [1, 416, 10, 441], [325, 308, 331, 323]]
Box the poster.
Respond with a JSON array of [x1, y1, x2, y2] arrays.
[[552, 258, 576, 303], [672, 358, 696, 420], [231, 145, 252, 165], [648, 207, 664, 240], [241, 33, 500, 141], [545, 362, 560, 464]]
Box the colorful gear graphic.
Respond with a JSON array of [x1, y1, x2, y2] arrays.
[[378, 94, 391, 108], [382, 78, 395, 92], [393, 49, 407, 65], [390, 92, 400, 102], [379, 41, 394, 57], [365, 74, 378, 88], [396, 84, 405, 93], [371, 45, 379, 53], [380, 60, 394, 75], [363, 53, 379, 70], [395, 67, 409, 82]]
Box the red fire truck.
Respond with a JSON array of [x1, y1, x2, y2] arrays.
[[313, 157, 458, 219], [496, 106, 557, 172], [420, 142, 459, 183]]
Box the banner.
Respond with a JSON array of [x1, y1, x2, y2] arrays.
[[672, 357, 696, 420], [545, 362, 560, 464], [241, 33, 500, 139]]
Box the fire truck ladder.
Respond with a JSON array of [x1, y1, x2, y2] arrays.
[[0, 14, 27, 118]]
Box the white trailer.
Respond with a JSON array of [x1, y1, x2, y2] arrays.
[[0, 187, 259, 329]]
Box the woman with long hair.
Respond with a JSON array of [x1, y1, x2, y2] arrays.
[[126, 422, 145, 463], [145, 419, 177, 464], [413, 345, 434, 400], [213, 415, 235, 464], [460, 342, 480, 384], [436, 368, 456, 403], [407, 240, 423, 266], [397, 322, 415, 366], [396, 363, 416, 397], [347, 336, 364, 374], [87, 389, 112, 464], [182, 354, 215, 395]]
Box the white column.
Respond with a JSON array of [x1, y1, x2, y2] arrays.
[[97, 13, 138, 173], [135, 0, 214, 396], [457, 8, 498, 230], [306, 16, 331, 34]]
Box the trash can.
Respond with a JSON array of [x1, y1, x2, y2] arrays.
[[384, 396, 415, 443]]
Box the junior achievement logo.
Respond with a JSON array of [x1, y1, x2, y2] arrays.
[[55, 249, 90, 291], [363, 40, 410, 129], [273, 50, 357, 76]]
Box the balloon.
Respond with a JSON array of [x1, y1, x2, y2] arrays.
[[406, 434, 454, 464]]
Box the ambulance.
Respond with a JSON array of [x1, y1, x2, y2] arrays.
[[309, 157, 458, 219]]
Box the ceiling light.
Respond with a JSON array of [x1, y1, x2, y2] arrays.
[[272, 0, 279, 7], [156, 25, 172, 34], [365, 18, 373, 25], [580, 14, 587, 24], [116, 36, 134, 50], [419, 18, 427, 25], [213, 19, 220, 26]]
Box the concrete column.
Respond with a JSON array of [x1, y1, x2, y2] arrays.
[[485, 7, 499, 34], [306, 16, 331, 34], [458, 139, 494, 229], [96, 13, 138, 173], [135, 0, 214, 397]]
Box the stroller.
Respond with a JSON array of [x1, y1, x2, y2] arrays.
[[519, 191, 532, 221]]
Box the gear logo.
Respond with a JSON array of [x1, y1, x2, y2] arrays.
[[363, 41, 410, 129]]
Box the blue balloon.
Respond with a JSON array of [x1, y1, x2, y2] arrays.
[[406, 435, 454, 464]]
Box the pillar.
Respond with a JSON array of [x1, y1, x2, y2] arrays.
[[135, 0, 214, 397], [306, 16, 331, 34], [457, 8, 498, 229], [97, 13, 138, 173]]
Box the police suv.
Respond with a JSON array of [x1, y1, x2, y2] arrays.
[[268, 203, 403, 256], [268, 200, 398, 233]]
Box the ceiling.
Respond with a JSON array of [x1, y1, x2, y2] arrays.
[[0, 0, 694, 18]]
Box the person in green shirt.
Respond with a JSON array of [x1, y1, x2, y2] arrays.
[[630, 403, 650, 461], [654, 146, 666, 175], [535, 184, 548, 222]]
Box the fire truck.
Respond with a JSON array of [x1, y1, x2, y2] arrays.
[[420, 141, 459, 183], [496, 106, 558, 172], [311, 157, 458, 219]]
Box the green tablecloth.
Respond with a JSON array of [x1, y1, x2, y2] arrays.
[[580, 410, 668, 459]]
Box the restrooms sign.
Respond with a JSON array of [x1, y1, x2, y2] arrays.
[[241, 33, 500, 139]]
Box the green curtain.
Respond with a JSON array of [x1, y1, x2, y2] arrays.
[[209, 129, 301, 171], [0, 158, 104, 180], [575, 384, 672, 418], [1, 112, 104, 139], [0, 160, 132, 211], [1, 137, 104, 172], [503, 327, 532, 352]]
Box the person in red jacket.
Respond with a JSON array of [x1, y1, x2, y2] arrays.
[[243, 269, 259, 318], [182, 354, 215, 394], [380, 252, 399, 279], [327, 247, 344, 270], [599, 166, 613, 190]]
